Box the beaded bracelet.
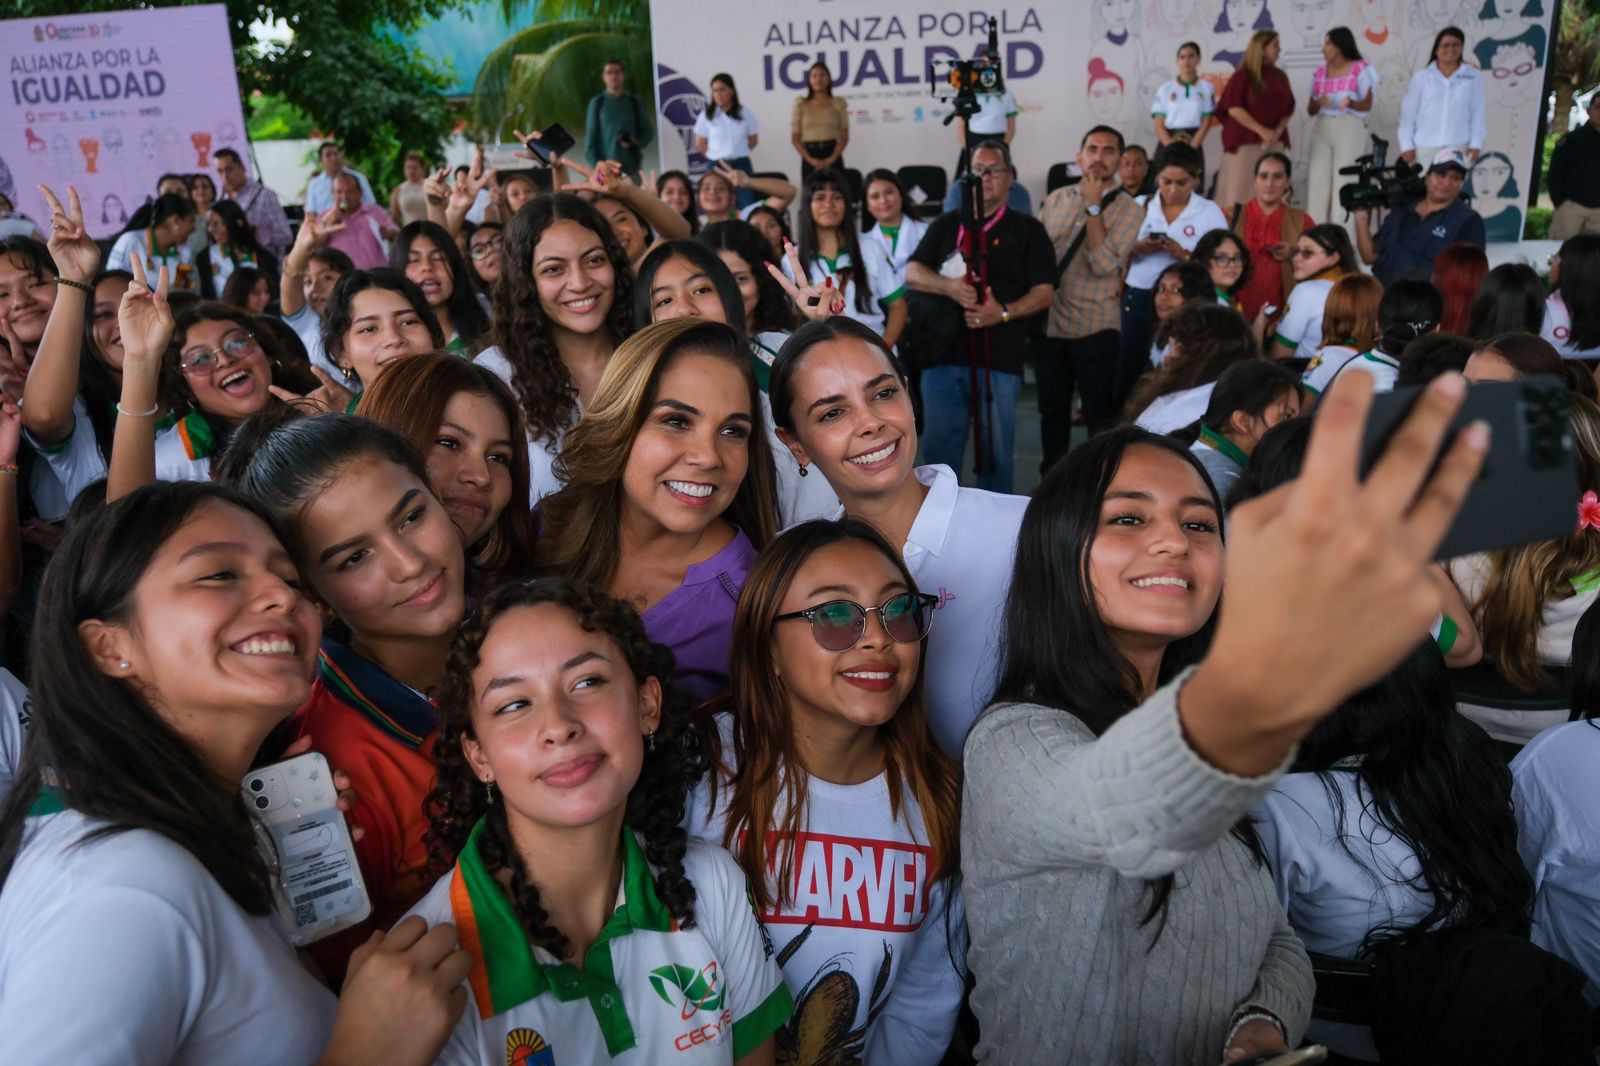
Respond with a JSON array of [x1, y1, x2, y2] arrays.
[[116, 401, 160, 418], [0, 463, 17, 478], [57, 277, 93, 294]]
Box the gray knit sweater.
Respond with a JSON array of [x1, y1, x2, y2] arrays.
[[961, 672, 1314, 1064]]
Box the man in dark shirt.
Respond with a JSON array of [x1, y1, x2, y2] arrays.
[[1352, 148, 1486, 285], [1549, 94, 1600, 239], [906, 141, 1054, 494], [584, 60, 653, 179]]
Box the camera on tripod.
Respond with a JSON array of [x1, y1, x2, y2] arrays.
[[929, 17, 1003, 126], [1338, 136, 1424, 214]]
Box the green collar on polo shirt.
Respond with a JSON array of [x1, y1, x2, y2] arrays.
[[1198, 424, 1248, 467], [451, 818, 673, 1053]]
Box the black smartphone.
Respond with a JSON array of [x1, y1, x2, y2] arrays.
[[1358, 377, 1576, 560], [523, 122, 575, 166]]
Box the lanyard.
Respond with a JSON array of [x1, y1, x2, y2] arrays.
[[957, 204, 1007, 258]]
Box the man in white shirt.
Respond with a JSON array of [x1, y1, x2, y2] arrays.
[[304, 141, 376, 215]]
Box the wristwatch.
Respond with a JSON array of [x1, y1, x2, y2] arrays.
[[1086, 202, 1102, 217]]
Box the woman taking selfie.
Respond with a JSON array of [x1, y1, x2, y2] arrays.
[[963, 366, 1491, 1062]]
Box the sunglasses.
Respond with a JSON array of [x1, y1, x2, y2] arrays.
[[774, 592, 940, 652]]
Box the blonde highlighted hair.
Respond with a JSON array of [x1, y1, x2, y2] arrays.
[[1243, 30, 1280, 92], [533, 317, 779, 590], [1470, 395, 1600, 690]]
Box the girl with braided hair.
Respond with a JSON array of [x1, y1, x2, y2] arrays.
[[410, 578, 792, 1064]]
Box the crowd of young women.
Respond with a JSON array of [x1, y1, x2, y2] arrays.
[[0, 80, 1595, 1065]]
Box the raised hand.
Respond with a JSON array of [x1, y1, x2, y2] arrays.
[[639, 169, 659, 196], [766, 239, 845, 321], [559, 157, 624, 197], [0, 319, 33, 403], [269, 364, 355, 414], [38, 184, 100, 283], [292, 212, 344, 257], [715, 160, 748, 188], [119, 256, 173, 368], [0, 394, 22, 467], [424, 166, 452, 206]]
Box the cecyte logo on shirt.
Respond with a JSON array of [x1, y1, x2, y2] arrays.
[[504, 1026, 554, 1066], [650, 961, 725, 1020]]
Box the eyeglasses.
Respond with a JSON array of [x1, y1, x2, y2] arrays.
[[180, 331, 255, 374], [774, 592, 940, 652], [469, 236, 503, 259], [1211, 254, 1245, 266], [972, 165, 1010, 179]]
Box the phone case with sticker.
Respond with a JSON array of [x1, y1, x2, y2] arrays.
[[243, 752, 372, 946]]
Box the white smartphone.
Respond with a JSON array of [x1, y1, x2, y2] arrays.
[[243, 752, 372, 946]]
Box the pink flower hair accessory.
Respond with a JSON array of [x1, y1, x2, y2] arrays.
[[1579, 491, 1600, 532]]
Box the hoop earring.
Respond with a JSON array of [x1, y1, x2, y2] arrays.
[[797, 463, 809, 478]]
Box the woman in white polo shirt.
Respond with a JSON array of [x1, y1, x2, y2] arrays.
[[0, 481, 470, 1065], [1151, 41, 1216, 175], [694, 73, 761, 210], [768, 317, 1030, 759], [1269, 224, 1357, 360], [410, 579, 791, 1064], [1120, 142, 1228, 402], [1542, 234, 1600, 361]]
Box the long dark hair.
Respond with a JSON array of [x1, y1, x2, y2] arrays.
[[991, 427, 1258, 933], [1569, 597, 1600, 723], [803, 60, 833, 100], [319, 268, 445, 384], [424, 579, 706, 959], [797, 168, 873, 316], [1376, 279, 1444, 359], [0, 482, 286, 913], [220, 265, 270, 311], [1430, 26, 1466, 66], [1299, 223, 1358, 277], [1290, 642, 1533, 952], [1466, 263, 1545, 340], [1192, 229, 1254, 300], [706, 72, 743, 120], [162, 302, 300, 447], [389, 220, 489, 351], [490, 193, 634, 444], [119, 192, 194, 241], [698, 220, 799, 333], [1197, 359, 1299, 434], [1556, 234, 1600, 351], [657, 170, 700, 235], [1129, 303, 1259, 421], [632, 239, 746, 331], [1326, 26, 1362, 62], [769, 316, 910, 435], [80, 269, 134, 463], [207, 199, 267, 260]]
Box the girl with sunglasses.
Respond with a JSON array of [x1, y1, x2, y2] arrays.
[[1268, 224, 1356, 361], [410, 578, 791, 1064], [688, 518, 963, 1062], [535, 318, 778, 705], [227, 412, 470, 980], [769, 317, 1029, 760]]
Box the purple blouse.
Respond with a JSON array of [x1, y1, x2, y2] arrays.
[[641, 528, 758, 706]]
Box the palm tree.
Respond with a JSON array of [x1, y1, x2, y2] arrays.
[[471, 0, 653, 152], [1552, 0, 1600, 136]]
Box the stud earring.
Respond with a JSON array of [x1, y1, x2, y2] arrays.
[[117, 660, 131, 670]]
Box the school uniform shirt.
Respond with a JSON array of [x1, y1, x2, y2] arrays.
[[687, 719, 967, 1065], [293, 638, 439, 960], [1125, 194, 1230, 290], [0, 797, 337, 1064], [830, 464, 1028, 758], [1152, 77, 1215, 130], [965, 88, 1017, 136], [1330, 348, 1399, 394], [693, 108, 760, 161], [641, 529, 758, 707], [753, 331, 841, 527], [0, 668, 30, 802], [282, 304, 350, 384], [862, 216, 929, 294], [22, 395, 108, 520], [152, 411, 221, 484], [1134, 382, 1216, 434], [205, 244, 262, 293], [405, 821, 793, 1065], [1189, 427, 1246, 499], [476, 344, 576, 503], [1511, 721, 1600, 989], [1273, 277, 1336, 359], [1448, 553, 1596, 745], [1301, 344, 1363, 396], [1541, 293, 1600, 360], [1308, 62, 1379, 116], [106, 228, 197, 291], [781, 251, 900, 336]]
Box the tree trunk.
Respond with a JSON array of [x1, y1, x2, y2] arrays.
[[1554, 76, 1577, 137]]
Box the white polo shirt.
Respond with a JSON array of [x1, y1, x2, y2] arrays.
[[406, 823, 792, 1064], [831, 464, 1028, 758], [693, 108, 760, 161], [965, 88, 1017, 136], [23, 395, 108, 520], [1135, 382, 1216, 434], [1512, 721, 1600, 988], [1331, 349, 1399, 394], [1152, 78, 1215, 130], [0, 668, 30, 802], [476, 345, 576, 504], [152, 411, 218, 484], [1274, 277, 1336, 359], [1541, 293, 1600, 360], [1126, 194, 1229, 289], [1301, 344, 1363, 396], [0, 798, 337, 1064], [282, 304, 350, 383], [781, 252, 902, 336]]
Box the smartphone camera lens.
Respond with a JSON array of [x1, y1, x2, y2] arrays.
[[248, 778, 265, 793], [254, 795, 270, 810]]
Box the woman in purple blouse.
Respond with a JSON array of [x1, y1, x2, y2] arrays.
[[533, 316, 779, 705]]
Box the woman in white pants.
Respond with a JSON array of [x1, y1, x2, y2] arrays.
[[1304, 28, 1378, 243]]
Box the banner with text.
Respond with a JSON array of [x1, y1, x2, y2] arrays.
[[1, 5, 247, 238], [649, 0, 1553, 234]]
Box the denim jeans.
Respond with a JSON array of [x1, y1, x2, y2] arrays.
[[920, 363, 1022, 494], [1036, 330, 1120, 471]]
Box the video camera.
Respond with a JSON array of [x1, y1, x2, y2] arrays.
[[1338, 136, 1424, 214], [929, 17, 1003, 126]]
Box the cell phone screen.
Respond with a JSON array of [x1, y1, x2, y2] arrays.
[[525, 122, 576, 165]]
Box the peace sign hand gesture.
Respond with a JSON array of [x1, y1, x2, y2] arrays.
[[559, 157, 624, 197], [119, 255, 173, 371], [269, 364, 355, 414], [766, 239, 844, 322], [38, 184, 100, 284]]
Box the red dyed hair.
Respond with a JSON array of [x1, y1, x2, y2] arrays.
[[1431, 243, 1489, 335]]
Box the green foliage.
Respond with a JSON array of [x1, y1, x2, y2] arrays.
[[493, 0, 649, 25], [246, 93, 316, 141], [1526, 206, 1553, 240], [471, 21, 651, 143]]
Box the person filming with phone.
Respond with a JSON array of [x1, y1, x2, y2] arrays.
[[1352, 148, 1485, 285]]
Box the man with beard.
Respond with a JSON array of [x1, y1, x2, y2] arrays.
[[1035, 125, 1143, 460]]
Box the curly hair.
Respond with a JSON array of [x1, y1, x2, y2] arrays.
[[489, 194, 635, 446], [1126, 302, 1259, 423], [424, 579, 707, 959]]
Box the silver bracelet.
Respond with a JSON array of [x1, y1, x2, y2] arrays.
[[116, 401, 160, 418], [1223, 1010, 1286, 1057]]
